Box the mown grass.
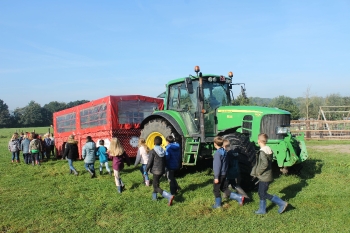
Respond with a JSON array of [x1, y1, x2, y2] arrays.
[[0, 127, 349, 232]]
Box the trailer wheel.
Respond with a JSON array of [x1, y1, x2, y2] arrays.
[[223, 133, 257, 191], [140, 118, 180, 149]]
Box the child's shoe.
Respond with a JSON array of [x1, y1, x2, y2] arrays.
[[255, 200, 266, 214], [212, 197, 222, 209], [229, 192, 244, 206], [161, 191, 174, 206], [271, 195, 288, 214], [11, 160, 14, 163], [117, 186, 122, 193], [145, 180, 150, 186], [152, 192, 157, 200]]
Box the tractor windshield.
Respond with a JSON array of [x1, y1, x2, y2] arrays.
[[203, 81, 230, 109]]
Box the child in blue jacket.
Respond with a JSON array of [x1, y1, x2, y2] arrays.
[[212, 136, 244, 209], [96, 140, 111, 176], [165, 135, 181, 195]]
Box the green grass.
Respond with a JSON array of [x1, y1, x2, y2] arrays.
[[0, 128, 349, 232]]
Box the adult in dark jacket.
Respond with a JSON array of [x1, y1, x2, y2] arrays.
[[146, 136, 174, 206], [63, 135, 79, 176], [165, 135, 181, 195]]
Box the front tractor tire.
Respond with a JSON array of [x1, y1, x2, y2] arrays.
[[140, 119, 180, 149], [223, 133, 257, 191]]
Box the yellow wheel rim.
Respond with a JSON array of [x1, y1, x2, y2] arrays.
[[145, 131, 166, 149]]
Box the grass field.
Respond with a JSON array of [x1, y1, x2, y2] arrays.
[[0, 127, 349, 232]]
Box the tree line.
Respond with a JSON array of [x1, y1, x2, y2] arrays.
[[1, 92, 349, 128], [0, 100, 89, 128]]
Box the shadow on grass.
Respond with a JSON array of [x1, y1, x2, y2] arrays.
[[279, 158, 324, 202]]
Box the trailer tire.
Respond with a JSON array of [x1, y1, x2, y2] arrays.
[[223, 133, 257, 191], [140, 118, 180, 149]]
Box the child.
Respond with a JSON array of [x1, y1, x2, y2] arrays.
[[109, 137, 130, 193], [64, 135, 79, 176], [165, 135, 181, 195], [251, 133, 288, 214], [223, 139, 248, 199], [29, 133, 42, 166], [212, 136, 244, 209], [21, 134, 31, 164], [8, 134, 20, 163], [82, 136, 97, 178], [146, 136, 174, 206], [96, 140, 112, 176], [134, 138, 150, 186]]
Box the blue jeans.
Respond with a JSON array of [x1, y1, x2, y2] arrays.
[[85, 163, 95, 172], [140, 164, 149, 181], [11, 152, 19, 161], [68, 159, 77, 172], [258, 181, 273, 201]]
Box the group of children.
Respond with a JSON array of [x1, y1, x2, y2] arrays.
[[212, 133, 288, 214], [8, 132, 55, 165], [9, 130, 288, 213], [63, 134, 181, 202]]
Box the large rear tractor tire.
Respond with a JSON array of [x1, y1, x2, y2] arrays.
[[223, 133, 257, 191], [140, 118, 180, 149]]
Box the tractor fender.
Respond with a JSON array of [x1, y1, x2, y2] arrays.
[[141, 111, 186, 136], [217, 126, 242, 136]]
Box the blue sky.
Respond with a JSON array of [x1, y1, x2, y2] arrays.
[[1, 0, 349, 110]]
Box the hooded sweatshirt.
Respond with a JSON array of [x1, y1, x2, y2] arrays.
[[213, 147, 227, 179], [8, 139, 20, 152], [165, 142, 181, 170], [134, 146, 149, 166], [146, 145, 166, 175], [82, 141, 96, 164], [250, 145, 273, 182]]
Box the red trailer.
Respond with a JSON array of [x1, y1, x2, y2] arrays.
[[53, 95, 163, 159]]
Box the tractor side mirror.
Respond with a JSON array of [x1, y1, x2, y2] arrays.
[[185, 77, 194, 94]]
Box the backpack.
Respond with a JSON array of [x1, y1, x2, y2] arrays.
[[31, 139, 41, 151]]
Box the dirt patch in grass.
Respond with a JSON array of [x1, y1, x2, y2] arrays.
[[308, 144, 350, 154]]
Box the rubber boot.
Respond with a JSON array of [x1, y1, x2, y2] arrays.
[[73, 170, 79, 176], [162, 191, 174, 206], [100, 170, 103, 175], [117, 186, 122, 193], [271, 195, 288, 214], [152, 192, 157, 200], [212, 197, 222, 209], [230, 192, 244, 206], [145, 180, 150, 186], [12, 160, 14, 163], [70, 169, 73, 174], [255, 200, 267, 214]]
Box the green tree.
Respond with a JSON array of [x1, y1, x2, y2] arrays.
[[66, 100, 89, 108], [42, 101, 67, 125], [0, 99, 11, 128], [269, 95, 300, 120], [17, 101, 44, 127], [233, 94, 250, 106]]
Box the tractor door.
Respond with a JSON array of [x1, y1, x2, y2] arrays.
[[167, 81, 200, 136], [202, 82, 231, 137]]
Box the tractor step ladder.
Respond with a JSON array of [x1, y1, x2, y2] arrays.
[[183, 139, 200, 166]]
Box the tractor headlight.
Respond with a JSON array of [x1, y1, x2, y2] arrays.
[[275, 126, 290, 135]]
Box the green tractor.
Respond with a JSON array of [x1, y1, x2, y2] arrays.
[[140, 66, 308, 190]]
